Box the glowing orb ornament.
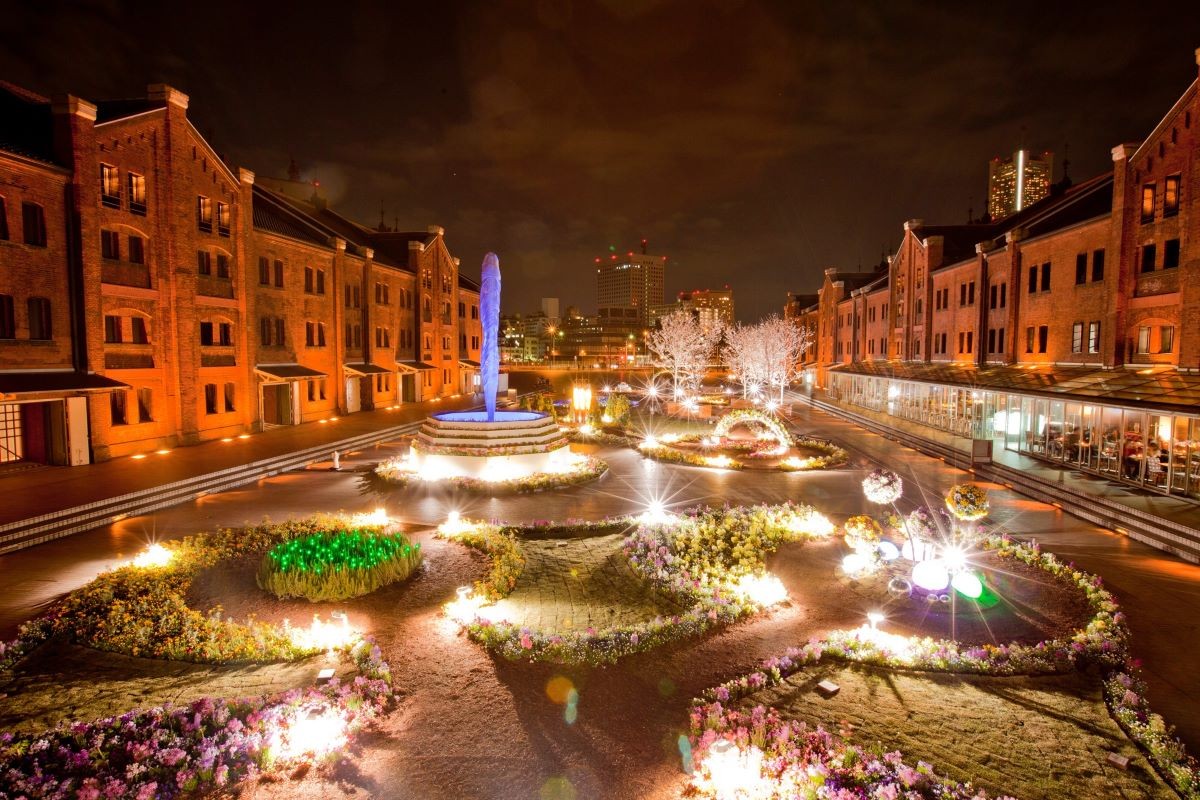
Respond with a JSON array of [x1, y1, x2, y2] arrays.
[[942, 545, 968, 573], [733, 574, 788, 606], [700, 738, 770, 800], [132, 543, 173, 568], [640, 501, 675, 525], [887, 576, 913, 597], [951, 570, 984, 599], [911, 559, 951, 592], [877, 541, 900, 561], [286, 612, 358, 651], [841, 552, 870, 575], [438, 511, 475, 538], [270, 705, 348, 761]]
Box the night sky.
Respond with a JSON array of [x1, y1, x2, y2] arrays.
[[2, 2, 1197, 320]]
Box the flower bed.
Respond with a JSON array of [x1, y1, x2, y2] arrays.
[[257, 528, 422, 602], [0, 517, 379, 669], [0, 637, 395, 800], [0, 515, 403, 799], [638, 441, 745, 470], [688, 703, 1007, 800], [684, 534, 1200, 799], [441, 504, 832, 665], [372, 454, 607, 494], [778, 436, 849, 471], [566, 428, 632, 447]]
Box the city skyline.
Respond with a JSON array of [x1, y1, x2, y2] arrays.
[[2, 2, 1197, 320]]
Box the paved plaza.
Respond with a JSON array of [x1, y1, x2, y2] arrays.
[[2, 399, 1199, 798]]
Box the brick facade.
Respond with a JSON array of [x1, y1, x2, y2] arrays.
[[791, 51, 1200, 386], [0, 82, 480, 464]]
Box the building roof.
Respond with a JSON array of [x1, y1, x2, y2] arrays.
[[0, 82, 58, 165], [830, 270, 885, 293], [0, 370, 127, 399], [830, 360, 1200, 416], [94, 97, 165, 124], [344, 363, 391, 375], [914, 172, 1115, 268], [252, 186, 334, 249], [255, 363, 327, 380]]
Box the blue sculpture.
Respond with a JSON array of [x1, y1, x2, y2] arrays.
[[480, 252, 501, 422]]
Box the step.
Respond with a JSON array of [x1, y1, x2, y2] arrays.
[[0, 421, 424, 555]]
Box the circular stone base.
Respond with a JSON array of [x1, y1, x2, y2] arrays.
[[412, 410, 571, 479]]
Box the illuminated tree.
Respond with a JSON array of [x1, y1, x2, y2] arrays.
[[647, 309, 723, 397]]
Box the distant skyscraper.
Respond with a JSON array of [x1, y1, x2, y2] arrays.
[[680, 287, 735, 331], [987, 149, 1053, 220], [595, 250, 666, 326], [540, 297, 560, 323]]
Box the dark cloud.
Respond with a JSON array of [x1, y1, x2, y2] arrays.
[[1, 0, 1196, 319]]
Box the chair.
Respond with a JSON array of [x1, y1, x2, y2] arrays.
[[1146, 456, 1166, 488]]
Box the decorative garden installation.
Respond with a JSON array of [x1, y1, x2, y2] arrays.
[[633, 407, 848, 471], [0, 515, 398, 799], [257, 526, 422, 602], [439, 503, 838, 664], [372, 252, 605, 492]]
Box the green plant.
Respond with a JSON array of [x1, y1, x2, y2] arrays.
[[604, 392, 631, 425], [257, 529, 422, 602]]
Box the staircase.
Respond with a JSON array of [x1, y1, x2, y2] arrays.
[[0, 421, 423, 555]]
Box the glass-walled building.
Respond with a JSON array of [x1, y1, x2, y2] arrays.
[[829, 362, 1200, 500]]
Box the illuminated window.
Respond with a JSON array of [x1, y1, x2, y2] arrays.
[[101, 164, 120, 207], [128, 173, 146, 214], [1165, 175, 1180, 217], [1141, 184, 1155, 223], [197, 195, 212, 232]]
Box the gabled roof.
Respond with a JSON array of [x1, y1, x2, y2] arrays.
[[0, 82, 58, 165], [252, 186, 334, 249], [1131, 76, 1197, 164], [95, 97, 165, 124], [912, 171, 1114, 266], [829, 270, 885, 292]]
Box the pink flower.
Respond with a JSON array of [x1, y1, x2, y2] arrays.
[[519, 633, 533, 649], [135, 783, 158, 800]]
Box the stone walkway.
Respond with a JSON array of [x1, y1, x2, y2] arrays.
[[748, 663, 1175, 800], [0, 639, 353, 735], [501, 533, 686, 631]]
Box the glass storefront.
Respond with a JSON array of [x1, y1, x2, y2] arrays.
[[830, 372, 1200, 501]]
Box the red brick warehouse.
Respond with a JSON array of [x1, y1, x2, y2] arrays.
[[0, 82, 483, 465]]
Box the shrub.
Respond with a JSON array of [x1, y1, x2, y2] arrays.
[[257, 529, 422, 602], [603, 392, 631, 425]]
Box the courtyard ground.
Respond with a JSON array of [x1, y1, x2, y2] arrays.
[[1, 398, 1198, 798]]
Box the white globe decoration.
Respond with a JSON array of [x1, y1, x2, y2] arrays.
[[841, 552, 871, 575], [877, 541, 900, 561], [911, 559, 950, 592], [951, 571, 984, 599]]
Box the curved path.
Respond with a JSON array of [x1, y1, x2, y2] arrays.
[[1, 403, 1198, 798]]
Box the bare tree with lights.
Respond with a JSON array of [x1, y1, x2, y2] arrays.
[[647, 309, 723, 397], [757, 315, 812, 401], [723, 322, 765, 398]]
